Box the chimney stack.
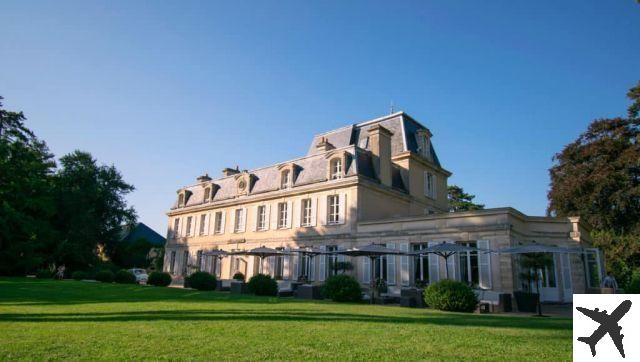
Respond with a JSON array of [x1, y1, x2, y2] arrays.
[[222, 167, 240, 177], [316, 136, 335, 152], [197, 173, 212, 183], [368, 124, 393, 187]]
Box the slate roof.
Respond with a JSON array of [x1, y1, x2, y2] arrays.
[[171, 112, 441, 210], [120, 223, 166, 246]]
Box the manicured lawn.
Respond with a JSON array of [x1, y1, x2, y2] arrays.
[[0, 278, 571, 361]]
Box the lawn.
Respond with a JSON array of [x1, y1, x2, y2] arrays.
[[0, 278, 572, 361]]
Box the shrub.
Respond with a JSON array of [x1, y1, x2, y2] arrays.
[[72, 271, 88, 281], [95, 270, 115, 283], [424, 279, 478, 312], [247, 274, 278, 296], [115, 269, 137, 284], [232, 272, 245, 281], [322, 274, 362, 302], [35, 269, 53, 279], [148, 271, 172, 287], [186, 271, 217, 291], [626, 270, 640, 294]]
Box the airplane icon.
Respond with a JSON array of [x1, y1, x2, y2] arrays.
[[576, 300, 632, 358]]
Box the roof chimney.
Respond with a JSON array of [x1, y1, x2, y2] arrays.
[[196, 173, 212, 183], [222, 167, 240, 177], [368, 124, 393, 187], [316, 136, 335, 152]]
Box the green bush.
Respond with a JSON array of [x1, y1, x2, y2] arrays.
[[72, 271, 88, 280], [322, 274, 362, 302], [232, 272, 245, 281], [95, 270, 115, 283], [247, 274, 278, 296], [424, 280, 478, 312], [115, 269, 137, 284], [626, 270, 640, 294], [35, 269, 53, 279], [186, 271, 217, 291], [147, 271, 172, 287]]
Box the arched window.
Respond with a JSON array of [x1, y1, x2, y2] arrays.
[[330, 158, 342, 180], [281, 170, 291, 189]]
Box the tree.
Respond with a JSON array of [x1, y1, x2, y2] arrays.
[[628, 81, 640, 119], [447, 185, 485, 212], [0, 97, 57, 275], [52, 151, 137, 270]]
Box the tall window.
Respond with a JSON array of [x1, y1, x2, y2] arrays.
[[214, 211, 223, 234], [234, 209, 244, 233], [186, 216, 193, 236], [281, 170, 291, 189], [413, 243, 430, 283], [374, 255, 388, 281], [424, 172, 435, 198], [199, 214, 206, 235], [257, 205, 267, 231], [458, 242, 479, 286], [278, 202, 288, 229], [274, 247, 285, 280], [301, 198, 312, 226], [299, 254, 310, 280], [173, 218, 180, 238], [182, 250, 189, 276], [178, 193, 185, 207], [196, 250, 203, 271], [330, 158, 342, 180], [203, 187, 211, 202], [169, 251, 176, 274], [586, 250, 602, 288], [327, 195, 340, 224], [326, 245, 338, 277]]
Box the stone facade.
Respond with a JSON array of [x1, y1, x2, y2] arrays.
[[164, 112, 601, 303]]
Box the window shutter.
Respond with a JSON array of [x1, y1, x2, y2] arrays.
[[251, 206, 258, 232], [310, 197, 318, 226], [293, 200, 301, 228], [318, 246, 326, 281], [400, 243, 410, 286], [291, 250, 298, 280], [478, 239, 492, 289], [318, 195, 327, 226], [338, 193, 347, 224], [242, 208, 248, 232], [386, 243, 396, 285], [204, 213, 210, 235], [362, 257, 371, 283], [265, 204, 271, 231], [428, 241, 440, 284], [220, 211, 226, 234], [283, 248, 290, 280], [270, 203, 278, 230], [230, 210, 236, 233], [269, 256, 275, 277], [286, 201, 293, 228]]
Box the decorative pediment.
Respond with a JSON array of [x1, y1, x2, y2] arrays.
[[234, 172, 257, 196]]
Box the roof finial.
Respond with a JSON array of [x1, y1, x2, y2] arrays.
[[390, 100, 395, 114]]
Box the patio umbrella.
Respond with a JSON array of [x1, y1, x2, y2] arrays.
[[203, 249, 228, 277], [410, 242, 482, 279], [336, 244, 403, 304], [495, 243, 582, 317], [230, 246, 288, 274]]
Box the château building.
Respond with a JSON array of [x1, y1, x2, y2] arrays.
[[164, 112, 602, 304]]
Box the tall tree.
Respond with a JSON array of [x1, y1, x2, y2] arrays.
[[447, 185, 485, 212], [0, 97, 57, 275], [547, 117, 640, 233], [628, 81, 640, 119], [52, 151, 137, 270]]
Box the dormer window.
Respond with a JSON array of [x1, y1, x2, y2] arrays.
[[281, 170, 291, 189], [416, 129, 433, 160], [330, 158, 342, 180], [203, 187, 211, 202], [178, 193, 185, 207]]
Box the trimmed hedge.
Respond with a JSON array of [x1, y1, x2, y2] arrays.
[[232, 272, 245, 281], [35, 269, 53, 279], [186, 272, 217, 291], [148, 272, 172, 287], [115, 269, 137, 284], [95, 270, 115, 283], [247, 274, 278, 296], [424, 279, 478, 312], [322, 274, 362, 302], [626, 270, 640, 294], [72, 271, 88, 281]]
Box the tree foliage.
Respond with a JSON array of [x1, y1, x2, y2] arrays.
[[628, 81, 640, 119], [447, 185, 485, 212]]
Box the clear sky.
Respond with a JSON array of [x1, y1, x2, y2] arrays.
[[1, 1, 639, 235]]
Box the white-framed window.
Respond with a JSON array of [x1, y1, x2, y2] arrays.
[[330, 158, 342, 180], [458, 242, 479, 286], [413, 243, 430, 284], [169, 250, 176, 274], [424, 172, 435, 198], [214, 211, 223, 234], [199, 214, 206, 235], [274, 247, 285, 280], [173, 218, 180, 238], [182, 250, 189, 276], [186, 216, 193, 236], [327, 195, 340, 224], [234, 208, 244, 233], [301, 198, 312, 226], [257, 205, 267, 231], [196, 250, 203, 271], [281, 170, 291, 189], [277, 202, 288, 229]]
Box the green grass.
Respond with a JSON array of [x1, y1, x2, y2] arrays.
[[0, 278, 572, 361]]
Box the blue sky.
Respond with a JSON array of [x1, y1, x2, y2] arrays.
[[1, 1, 639, 235]]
